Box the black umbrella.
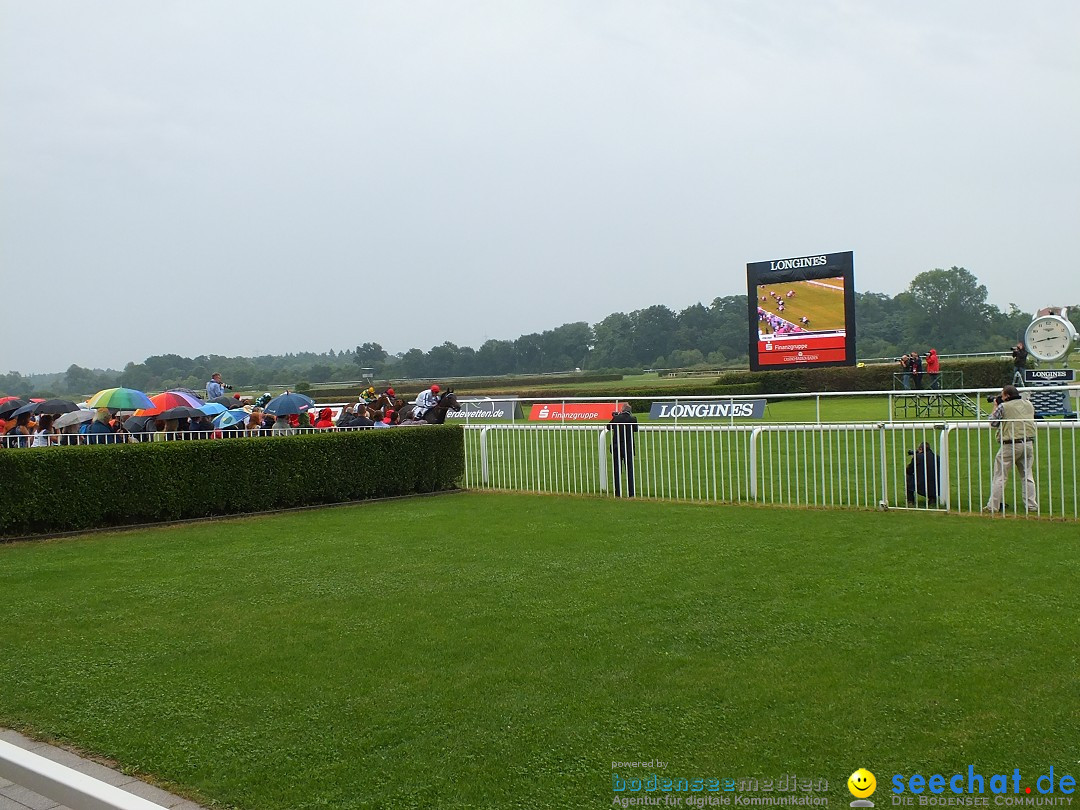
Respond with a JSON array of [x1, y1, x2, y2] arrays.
[[0, 399, 30, 419], [208, 395, 242, 407], [29, 399, 79, 416], [157, 406, 204, 421], [123, 415, 158, 434]]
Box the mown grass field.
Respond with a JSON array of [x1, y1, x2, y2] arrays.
[[1, 493, 1077, 809]]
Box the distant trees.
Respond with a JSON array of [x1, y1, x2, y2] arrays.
[[1, 266, 1047, 398]]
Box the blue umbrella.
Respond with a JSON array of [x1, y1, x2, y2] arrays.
[[199, 402, 229, 416], [214, 409, 250, 429], [263, 392, 316, 416]]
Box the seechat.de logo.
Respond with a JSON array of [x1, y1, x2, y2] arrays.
[[849, 768, 877, 808]]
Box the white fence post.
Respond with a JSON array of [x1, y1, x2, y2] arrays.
[[598, 427, 608, 493], [878, 423, 888, 508], [939, 425, 953, 513], [480, 427, 490, 486], [749, 427, 762, 501]]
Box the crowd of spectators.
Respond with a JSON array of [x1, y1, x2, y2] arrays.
[[1, 381, 432, 449]]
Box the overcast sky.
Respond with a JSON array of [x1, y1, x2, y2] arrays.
[[2, 1, 1077, 374]]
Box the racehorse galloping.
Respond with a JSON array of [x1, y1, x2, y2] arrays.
[[399, 390, 461, 424]]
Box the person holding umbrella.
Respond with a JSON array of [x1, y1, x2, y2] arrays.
[[5, 412, 32, 448], [31, 414, 59, 447], [87, 408, 119, 445]]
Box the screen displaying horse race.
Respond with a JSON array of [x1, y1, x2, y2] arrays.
[[746, 251, 856, 371]]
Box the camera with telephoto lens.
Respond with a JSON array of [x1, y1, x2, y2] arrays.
[[985, 394, 1003, 405], [222, 383, 233, 391]]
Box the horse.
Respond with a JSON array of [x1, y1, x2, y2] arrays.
[[398, 390, 461, 425], [370, 393, 396, 414]]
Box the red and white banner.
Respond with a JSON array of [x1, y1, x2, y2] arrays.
[[757, 334, 848, 367], [528, 403, 620, 421]]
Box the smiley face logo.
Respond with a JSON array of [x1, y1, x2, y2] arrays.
[[848, 768, 877, 799]]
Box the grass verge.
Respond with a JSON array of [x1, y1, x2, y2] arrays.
[[1, 493, 1077, 809]]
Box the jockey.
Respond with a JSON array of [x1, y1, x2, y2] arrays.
[[413, 384, 441, 418]]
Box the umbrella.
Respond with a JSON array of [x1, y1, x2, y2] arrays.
[[214, 409, 250, 429], [134, 391, 204, 416], [166, 387, 204, 401], [264, 392, 316, 416], [123, 415, 158, 434], [0, 399, 30, 419], [208, 395, 241, 407], [87, 387, 155, 411], [24, 399, 79, 416], [54, 409, 96, 429], [199, 402, 229, 416], [157, 406, 204, 421]]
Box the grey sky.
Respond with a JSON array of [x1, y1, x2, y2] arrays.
[[2, 1, 1077, 373]]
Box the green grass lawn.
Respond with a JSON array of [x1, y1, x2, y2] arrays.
[[1, 493, 1077, 809]]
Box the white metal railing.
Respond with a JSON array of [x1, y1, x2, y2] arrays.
[[463, 420, 1080, 520], [0, 739, 168, 810]]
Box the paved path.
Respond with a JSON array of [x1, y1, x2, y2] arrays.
[[0, 729, 205, 810]]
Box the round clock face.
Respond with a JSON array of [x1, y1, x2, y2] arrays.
[[1025, 316, 1076, 361]]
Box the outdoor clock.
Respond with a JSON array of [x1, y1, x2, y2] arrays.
[[1024, 308, 1078, 362]]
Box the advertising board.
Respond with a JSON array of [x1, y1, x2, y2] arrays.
[[746, 251, 856, 371]]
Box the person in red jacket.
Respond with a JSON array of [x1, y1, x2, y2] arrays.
[[314, 407, 335, 429], [926, 348, 941, 389]]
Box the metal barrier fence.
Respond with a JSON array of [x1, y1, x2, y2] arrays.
[[0, 425, 385, 448], [463, 420, 1080, 520], [0, 739, 167, 810]]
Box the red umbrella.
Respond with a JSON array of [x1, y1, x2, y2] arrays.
[[134, 391, 204, 416]]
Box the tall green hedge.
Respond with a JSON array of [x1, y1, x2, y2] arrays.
[[0, 427, 464, 538], [504, 358, 1013, 403], [707, 357, 1013, 393]]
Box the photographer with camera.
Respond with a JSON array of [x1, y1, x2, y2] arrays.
[[905, 442, 939, 507], [206, 372, 233, 400], [1011, 342, 1028, 376], [984, 385, 1038, 515]]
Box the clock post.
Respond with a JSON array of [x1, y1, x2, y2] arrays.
[[1021, 307, 1079, 418]]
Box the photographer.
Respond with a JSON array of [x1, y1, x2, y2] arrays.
[[905, 442, 938, 507], [1011, 342, 1028, 375], [897, 354, 913, 390], [984, 385, 1038, 514], [206, 372, 232, 400]]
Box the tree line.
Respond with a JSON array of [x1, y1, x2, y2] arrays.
[[3, 267, 1076, 398]]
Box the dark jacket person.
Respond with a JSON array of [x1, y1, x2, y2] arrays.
[[906, 442, 939, 505], [609, 403, 639, 498]]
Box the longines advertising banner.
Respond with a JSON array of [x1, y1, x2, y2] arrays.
[[649, 400, 767, 419]]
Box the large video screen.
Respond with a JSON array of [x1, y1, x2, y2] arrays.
[[746, 251, 856, 371]]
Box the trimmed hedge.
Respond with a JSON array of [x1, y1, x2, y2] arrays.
[[0, 426, 464, 538], [707, 357, 1013, 394], [502, 359, 1013, 402], [311, 374, 623, 400]]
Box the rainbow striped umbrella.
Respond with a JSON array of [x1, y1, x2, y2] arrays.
[[86, 387, 155, 411], [134, 391, 204, 416]]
